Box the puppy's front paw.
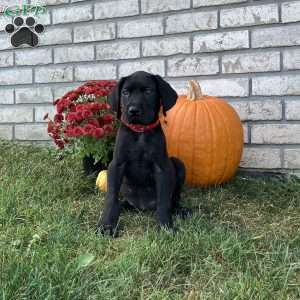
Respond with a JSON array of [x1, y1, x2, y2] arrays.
[[96, 224, 118, 238]]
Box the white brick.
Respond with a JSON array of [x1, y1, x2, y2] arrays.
[[0, 51, 13, 67], [229, 100, 282, 121], [243, 124, 249, 143], [119, 60, 165, 77], [53, 4, 93, 24], [166, 11, 217, 34], [240, 147, 281, 169], [251, 124, 300, 144], [35, 66, 73, 83], [142, 0, 190, 14], [54, 45, 94, 63], [0, 89, 14, 104], [15, 124, 49, 140], [0, 32, 12, 50], [34, 11, 51, 26], [222, 52, 280, 74], [118, 18, 163, 38], [39, 28, 72, 46], [33, 0, 68, 5], [283, 49, 300, 70], [35, 105, 56, 122], [168, 55, 219, 77], [0, 125, 13, 140], [285, 100, 300, 120], [15, 48, 52, 66], [202, 78, 249, 97], [169, 78, 249, 97], [0, 107, 33, 123], [0, 0, 23, 10], [95, 0, 139, 19], [194, 30, 249, 53], [96, 41, 140, 60], [74, 23, 115, 43], [284, 149, 300, 169], [282, 1, 300, 23], [252, 25, 300, 48], [75, 63, 117, 81], [143, 37, 190, 57], [53, 84, 79, 100], [220, 4, 278, 28], [194, 0, 247, 7], [252, 75, 300, 96], [0, 15, 11, 31], [16, 87, 53, 104], [0, 68, 32, 85]]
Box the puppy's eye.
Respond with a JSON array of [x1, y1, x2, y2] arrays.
[[122, 89, 130, 96], [144, 88, 152, 95]]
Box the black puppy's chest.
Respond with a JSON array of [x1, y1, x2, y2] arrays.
[[121, 131, 162, 210], [124, 133, 159, 183], [128, 133, 157, 162]]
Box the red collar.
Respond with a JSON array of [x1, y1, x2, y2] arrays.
[[121, 117, 160, 133]]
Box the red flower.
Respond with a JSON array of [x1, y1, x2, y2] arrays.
[[63, 98, 72, 108], [54, 139, 65, 149], [102, 114, 114, 123], [66, 112, 77, 122], [94, 90, 105, 97], [83, 124, 95, 135], [56, 103, 64, 113], [88, 119, 100, 127], [67, 92, 78, 102], [54, 114, 64, 123], [64, 126, 76, 137], [48, 80, 118, 149], [103, 124, 113, 134], [69, 103, 76, 112], [83, 87, 95, 95], [51, 133, 60, 140], [92, 127, 104, 138], [102, 103, 111, 110], [90, 103, 102, 113], [73, 126, 85, 137], [75, 104, 85, 112], [82, 110, 93, 119], [47, 121, 55, 133], [75, 111, 84, 122]]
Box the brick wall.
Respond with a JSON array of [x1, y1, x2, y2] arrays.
[[0, 0, 300, 175]]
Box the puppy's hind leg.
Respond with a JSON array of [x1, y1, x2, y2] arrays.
[[170, 157, 192, 219]]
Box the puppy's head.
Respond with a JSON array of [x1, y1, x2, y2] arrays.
[[108, 71, 177, 125]]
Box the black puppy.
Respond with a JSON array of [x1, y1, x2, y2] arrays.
[[97, 71, 188, 236]]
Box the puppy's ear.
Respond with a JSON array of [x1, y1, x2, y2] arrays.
[[154, 75, 178, 116], [108, 77, 127, 119]]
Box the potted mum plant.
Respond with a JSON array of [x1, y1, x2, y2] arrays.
[[45, 80, 117, 176]]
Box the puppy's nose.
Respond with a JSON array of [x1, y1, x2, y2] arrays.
[[128, 106, 141, 116]]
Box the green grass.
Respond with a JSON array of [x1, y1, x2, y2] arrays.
[[1, 140, 300, 300]]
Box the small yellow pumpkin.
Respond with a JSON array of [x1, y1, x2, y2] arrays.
[[96, 170, 108, 192], [161, 80, 243, 187]]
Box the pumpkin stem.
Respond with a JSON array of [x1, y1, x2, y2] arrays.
[[187, 80, 203, 101]]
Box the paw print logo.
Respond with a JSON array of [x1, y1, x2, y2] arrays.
[[5, 16, 44, 48]]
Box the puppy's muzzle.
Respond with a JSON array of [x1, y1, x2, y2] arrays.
[[128, 106, 142, 117]]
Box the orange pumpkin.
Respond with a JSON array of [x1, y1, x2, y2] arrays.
[[161, 80, 243, 187]]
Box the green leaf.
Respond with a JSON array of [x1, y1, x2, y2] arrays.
[[75, 253, 95, 270]]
